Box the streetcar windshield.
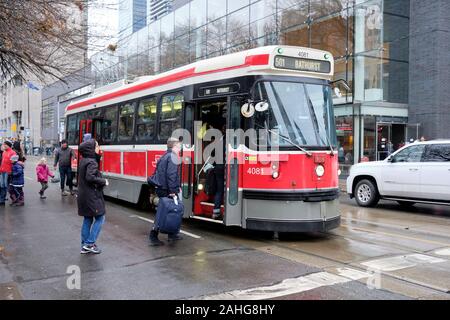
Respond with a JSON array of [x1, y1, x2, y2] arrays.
[[254, 81, 337, 149]]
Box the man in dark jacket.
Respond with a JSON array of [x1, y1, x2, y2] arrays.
[[149, 137, 182, 246], [77, 139, 108, 254], [54, 139, 77, 196]]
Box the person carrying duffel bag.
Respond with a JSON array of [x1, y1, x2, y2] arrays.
[[148, 137, 184, 246]]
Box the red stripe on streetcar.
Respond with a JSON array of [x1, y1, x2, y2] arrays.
[[67, 54, 270, 111]]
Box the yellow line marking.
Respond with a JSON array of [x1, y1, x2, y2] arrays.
[[341, 224, 450, 247]]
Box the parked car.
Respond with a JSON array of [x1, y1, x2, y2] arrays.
[[347, 140, 450, 207]]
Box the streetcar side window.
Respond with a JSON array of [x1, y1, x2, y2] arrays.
[[67, 115, 78, 145], [103, 105, 118, 144], [118, 102, 136, 142], [136, 97, 157, 142], [158, 92, 183, 141]]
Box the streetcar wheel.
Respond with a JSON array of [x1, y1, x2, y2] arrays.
[[355, 179, 379, 207], [397, 201, 415, 208]]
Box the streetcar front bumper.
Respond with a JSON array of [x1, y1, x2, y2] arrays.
[[242, 189, 340, 233]]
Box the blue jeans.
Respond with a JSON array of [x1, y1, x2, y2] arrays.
[[81, 215, 105, 247], [0, 173, 9, 203]]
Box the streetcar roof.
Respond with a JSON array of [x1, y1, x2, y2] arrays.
[[66, 46, 334, 115]]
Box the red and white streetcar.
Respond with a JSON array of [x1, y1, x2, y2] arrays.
[[66, 45, 342, 232]]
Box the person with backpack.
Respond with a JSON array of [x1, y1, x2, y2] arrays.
[[54, 139, 77, 196], [148, 137, 183, 246], [36, 157, 54, 199], [77, 139, 108, 254], [9, 154, 25, 206]]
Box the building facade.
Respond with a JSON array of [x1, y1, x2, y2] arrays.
[[0, 75, 41, 149], [41, 68, 93, 148], [90, 0, 450, 174]]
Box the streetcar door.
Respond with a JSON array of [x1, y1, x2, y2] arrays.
[[224, 95, 246, 227], [79, 119, 92, 143], [181, 102, 195, 218]]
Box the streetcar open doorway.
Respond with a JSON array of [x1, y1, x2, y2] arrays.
[[193, 100, 227, 222]]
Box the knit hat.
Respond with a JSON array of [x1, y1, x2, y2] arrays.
[[83, 133, 92, 142], [4, 140, 12, 148], [10, 155, 19, 162]]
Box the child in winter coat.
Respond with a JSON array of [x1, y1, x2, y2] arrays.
[[9, 155, 25, 206], [36, 158, 54, 199]]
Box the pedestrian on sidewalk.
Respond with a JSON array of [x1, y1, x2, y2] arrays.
[[54, 139, 77, 196], [9, 155, 25, 206], [77, 139, 108, 254], [148, 137, 183, 246], [36, 158, 54, 199], [12, 140, 26, 162], [0, 141, 17, 206]]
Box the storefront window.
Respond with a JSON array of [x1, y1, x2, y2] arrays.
[[336, 116, 354, 170], [363, 116, 376, 161]]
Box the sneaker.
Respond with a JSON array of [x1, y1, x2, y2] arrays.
[[61, 191, 69, 196], [212, 213, 222, 220], [80, 248, 90, 254], [40, 195, 47, 199], [82, 244, 102, 254], [168, 234, 183, 242], [70, 190, 76, 196]]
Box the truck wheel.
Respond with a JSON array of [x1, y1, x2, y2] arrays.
[[355, 179, 379, 207]]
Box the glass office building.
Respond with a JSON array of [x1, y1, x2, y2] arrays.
[[93, 0, 414, 174]]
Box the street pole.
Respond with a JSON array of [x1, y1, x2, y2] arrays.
[[57, 98, 60, 143], [27, 85, 30, 153]]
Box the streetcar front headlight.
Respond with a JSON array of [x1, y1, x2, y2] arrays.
[[315, 165, 325, 177], [198, 183, 204, 191], [272, 171, 279, 179], [338, 169, 342, 176]]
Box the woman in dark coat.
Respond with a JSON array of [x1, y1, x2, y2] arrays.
[[78, 139, 108, 254]]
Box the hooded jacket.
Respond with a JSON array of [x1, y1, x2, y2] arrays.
[[77, 140, 106, 217], [11, 162, 25, 186], [36, 164, 53, 183], [0, 148, 16, 174]]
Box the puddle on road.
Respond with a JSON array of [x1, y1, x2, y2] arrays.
[[0, 283, 23, 300]]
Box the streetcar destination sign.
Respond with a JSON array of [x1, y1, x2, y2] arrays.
[[274, 55, 331, 73]]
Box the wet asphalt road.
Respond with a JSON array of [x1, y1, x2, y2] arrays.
[[1, 157, 450, 300]]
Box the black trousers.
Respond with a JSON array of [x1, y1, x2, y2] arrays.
[[59, 166, 73, 191]]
